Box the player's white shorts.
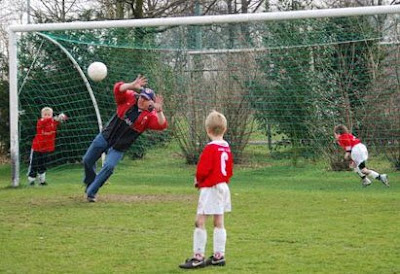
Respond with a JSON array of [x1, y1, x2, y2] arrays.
[[197, 183, 231, 215], [351, 143, 368, 167]]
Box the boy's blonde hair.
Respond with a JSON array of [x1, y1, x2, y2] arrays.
[[334, 124, 349, 135], [41, 107, 53, 116], [205, 110, 227, 136]]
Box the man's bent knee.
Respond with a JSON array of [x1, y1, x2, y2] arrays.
[[101, 162, 115, 174]]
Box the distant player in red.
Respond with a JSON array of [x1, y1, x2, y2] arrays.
[[179, 110, 233, 269], [28, 107, 68, 186], [334, 124, 389, 187]]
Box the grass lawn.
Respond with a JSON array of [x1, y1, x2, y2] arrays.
[[0, 144, 399, 273]]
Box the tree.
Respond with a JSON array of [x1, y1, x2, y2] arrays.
[[169, 1, 266, 164], [31, 0, 95, 23], [0, 52, 9, 155], [252, 0, 320, 162]]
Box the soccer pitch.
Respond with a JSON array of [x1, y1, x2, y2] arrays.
[[0, 145, 399, 273]]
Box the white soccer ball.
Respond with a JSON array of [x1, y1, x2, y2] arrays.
[[87, 62, 107, 82]]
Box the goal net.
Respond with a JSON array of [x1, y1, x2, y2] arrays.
[[9, 6, 400, 186]]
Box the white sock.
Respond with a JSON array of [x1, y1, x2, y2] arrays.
[[38, 173, 46, 183], [368, 170, 379, 179], [193, 228, 207, 258], [28, 176, 36, 183], [213, 227, 226, 258]]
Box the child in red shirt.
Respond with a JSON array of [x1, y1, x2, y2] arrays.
[[28, 107, 67, 186], [179, 110, 233, 269], [334, 124, 389, 187]]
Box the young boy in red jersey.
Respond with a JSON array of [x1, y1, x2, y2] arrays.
[[179, 110, 233, 269], [28, 107, 67, 186], [334, 124, 389, 187]]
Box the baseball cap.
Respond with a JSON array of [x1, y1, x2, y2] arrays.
[[140, 88, 155, 101]]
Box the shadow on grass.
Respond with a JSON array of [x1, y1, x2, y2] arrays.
[[0, 185, 28, 191]]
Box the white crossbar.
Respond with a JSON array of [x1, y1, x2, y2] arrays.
[[9, 5, 400, 33]]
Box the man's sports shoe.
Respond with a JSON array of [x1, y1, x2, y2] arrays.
[[39, 182, 48, 186], [379, 174, 389, 187], [205, 255, 226, 266], [87, 196, 96, 203], [28, 181, 35, 186], [361, 177, 372, 187], [178, 257, 206, 269]]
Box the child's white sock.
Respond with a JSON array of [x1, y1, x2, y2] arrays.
[[213, 227, 226, 259], [38, 173, 46, 183], [28, 176, 36, 183], [193, 228, 207, 259], [368, 170, 379, 179]]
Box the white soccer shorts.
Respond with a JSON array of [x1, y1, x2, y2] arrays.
[[197, 183, 231, 215], [351, 143, 369, 167]]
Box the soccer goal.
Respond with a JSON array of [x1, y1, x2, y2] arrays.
[[9, 5, 400, 186]]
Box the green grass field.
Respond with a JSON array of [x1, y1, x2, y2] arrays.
[[0, 144, 399, 273]]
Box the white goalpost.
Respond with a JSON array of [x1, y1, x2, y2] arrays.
[[8, 5, 400, 186]]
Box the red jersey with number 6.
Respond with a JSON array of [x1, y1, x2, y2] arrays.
[[196, 140, 233, 188]]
